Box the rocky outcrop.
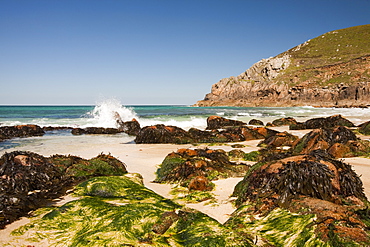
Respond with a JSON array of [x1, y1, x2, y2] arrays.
[[194, 25, 370, 107], [135, 119, 278, 144], [195, 56, 370, 107], [155, 148, 249, 188], [290, 114, 355, 130], [230, 151, 369, 245], [0, 125, 45, 141]]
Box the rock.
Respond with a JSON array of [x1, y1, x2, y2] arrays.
[[358, 120, 370, 135], [234, 151, 366, 207], [0, 151, 128, 229], [258, 131, 299, 148], [292, 126, 358, 156], [230, 148, 370, 245], [327, 143, 351, 158], [71, 127, 120, 135], [0, 151, 68, 229], [117, 118, 141, 136], [206, 116, 246, 130], [248, 119, 264, 126], [290, 115, 355, 130], [152, 211, 179, 235], [272, 117, 298, 126], [135, 125, 193, 144], [194, 25, 370, 108], [155, 148, 249, 184], [188, 176, 211, 191], [0, 125, 45, 141]]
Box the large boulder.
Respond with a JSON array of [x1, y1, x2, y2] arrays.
[[292, 126, 368, 158], [258, 131, 299, 148], [206, 116, 247, 130], [135, 125, 194, 144], [358, 120, 370, 135], [290, 115, 355, 130], [155, 148, 249, 188], [117, 118, 141, 136], [248, 119, 264, 126], [0, 152, 127, 229], [272, 117, 298, 126], [230, 151, 369, 245]]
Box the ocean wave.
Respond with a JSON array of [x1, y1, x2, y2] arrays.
[[82, 99, 138, 128]]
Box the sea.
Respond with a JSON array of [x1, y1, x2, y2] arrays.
[[1, 99, 370, 152]]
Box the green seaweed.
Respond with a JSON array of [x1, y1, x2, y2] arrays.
[[10, 174, 251, 247], [227, 207, 327, 247], [243, 151, 260, 162]]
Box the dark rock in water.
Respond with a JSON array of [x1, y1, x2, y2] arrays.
[[231, 151, 369, 245], [71, 127, 120, 135], [248, 119, 264, 126], [42, 126, 73, 131], [0, 125, 45, 141], [155, 148, 249, 187], [71, 128, 85, 135], [358, 120, 370, 135], [135, 124, 193, 144], [117, 118, 141, 136], [290, 114, 355, 130], [272, 117, 298, 126], [206, 116, 247, 130], [0, 152, 127, 229]]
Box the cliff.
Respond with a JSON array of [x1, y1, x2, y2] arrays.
[[194, 24, 370, 107]]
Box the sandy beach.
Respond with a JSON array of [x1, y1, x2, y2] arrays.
[[1, 127, 370, 245]]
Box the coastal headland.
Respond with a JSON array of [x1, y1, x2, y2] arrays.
[[194, 24, 370, 108]]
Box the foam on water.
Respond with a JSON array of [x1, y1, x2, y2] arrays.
[[83, 99, 138, 128]]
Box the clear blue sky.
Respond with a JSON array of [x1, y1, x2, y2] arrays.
[[1, 0, 369, 105]]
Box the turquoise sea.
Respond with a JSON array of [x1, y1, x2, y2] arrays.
[[2, 99, 370, 129]]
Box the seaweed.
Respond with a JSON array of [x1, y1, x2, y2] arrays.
[[8, 175, 252, 247]]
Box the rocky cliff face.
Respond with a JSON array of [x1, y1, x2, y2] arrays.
[[195, 25, 370, 108]]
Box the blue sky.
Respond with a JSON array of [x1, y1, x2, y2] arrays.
[[1, 0, 369, 105]]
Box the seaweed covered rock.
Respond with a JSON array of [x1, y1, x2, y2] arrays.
[[6, 175, 252, 246], [71, 127, 120, 135], [231, 151, 370, 245], [0, 151, 69, 228], [292, 126, 369, 158], [135, 123, 277, 144], [0, 152, 127, 229], [206, 115, 247, 130], [0, 125, 45, 141], [358, 120, 370, 135], [117, 118, 141, 135], [135, 124, 194, 144], [259, 131, 299, 149], [234, 151, 366, 207], [155, 148, 249, 189], [290, 115, 355, 130], [272, 117, 298, 126], [49, 153, 127, 180], [248, 119, 264, 126]]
